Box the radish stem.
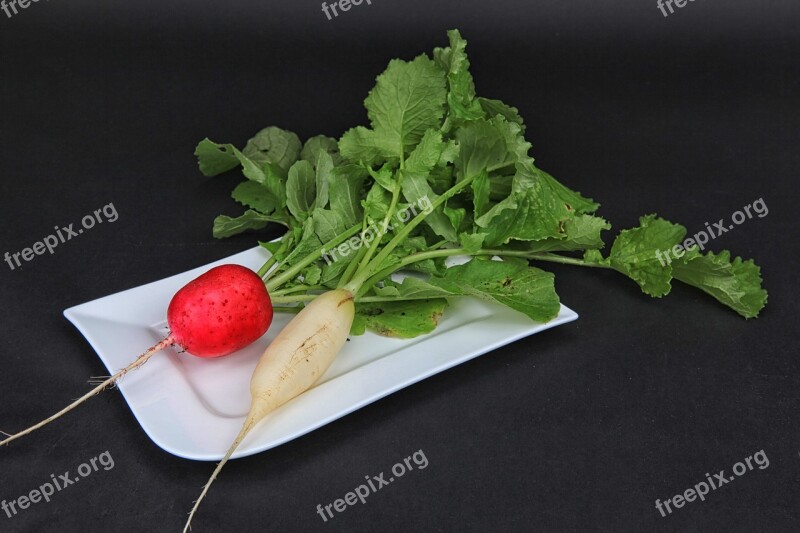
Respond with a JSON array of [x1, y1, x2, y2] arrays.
[[258, 236, 291, 279], [265, 224, 361, 292], [271, 306, 303, 314], [343, 172, 477, 293], [523, 252, 612, 268], [349, 175, 404, 281], [337, 217, 373, 288], [269, 284, 326, 296]]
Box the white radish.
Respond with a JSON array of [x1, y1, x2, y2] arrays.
[[183, 288, 355, 532]]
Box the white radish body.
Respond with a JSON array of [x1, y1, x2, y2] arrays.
[[184, 288, 355, 532], [246, 288, 355, 424]]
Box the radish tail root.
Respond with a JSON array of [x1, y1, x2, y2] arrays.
[[0, 336, 175, 447], [183, 413, 259, 533]]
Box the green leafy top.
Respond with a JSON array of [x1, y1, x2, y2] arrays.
[[339, 54, 447, 165], [195, 29, 767, 337]]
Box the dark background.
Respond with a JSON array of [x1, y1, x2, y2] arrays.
[[0, 0, 798, 531]]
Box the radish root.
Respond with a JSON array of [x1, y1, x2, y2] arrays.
[[87, 376, 114, 386], [182, 413, 258, 533], [0, 336, 175, 447]]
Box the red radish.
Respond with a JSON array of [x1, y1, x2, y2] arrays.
[[0, 264, 273, 446], [168, 264, 273, 357]]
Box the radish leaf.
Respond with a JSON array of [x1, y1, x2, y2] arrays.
[[426, 258, 560, 322], [351, 298, 448, 338], [339, 55, 447, 164], [673, 249, 768, 318], [242, 126, 302, 172]]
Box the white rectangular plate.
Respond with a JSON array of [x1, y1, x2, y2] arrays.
[[64, 247, 578, 461]]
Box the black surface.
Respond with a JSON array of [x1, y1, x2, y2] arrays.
[[1, 1, 798, 532]]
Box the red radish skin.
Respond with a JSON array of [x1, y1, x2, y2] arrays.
[[0, 264, 273, 446], [168, 264, 273, 357]]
